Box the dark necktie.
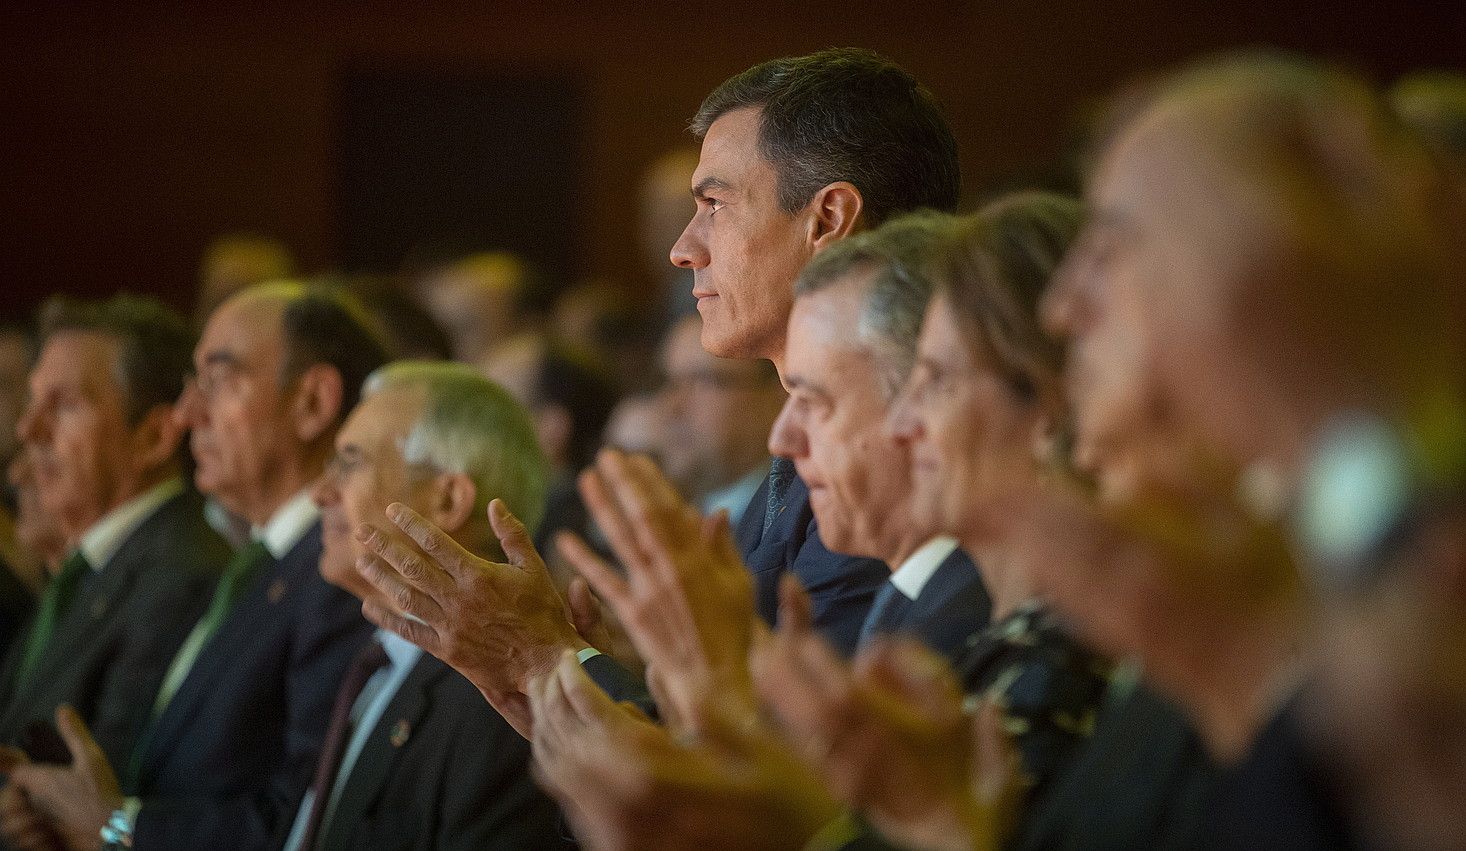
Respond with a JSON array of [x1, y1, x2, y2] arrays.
[[298, 639, 392, 851], [761, 457, 797, 539], [15, 550, 90, 690], [857, 580, 908, 646]]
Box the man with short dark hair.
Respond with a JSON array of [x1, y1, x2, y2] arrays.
[[3, 283, 387, 851], [349, 47, 962, 733], [0, 295, 225, 770]]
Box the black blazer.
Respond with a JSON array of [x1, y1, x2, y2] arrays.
[[0, 489, 225, 770], [735, 471, 889, 656], [0, 555, 35, 662], [1009, 682, 1217, 851], [861, 547, 991, 667], [131, 523, 374, 851], [307, 651, 570, 851]]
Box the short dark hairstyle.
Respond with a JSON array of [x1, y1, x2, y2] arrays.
[[795, 210, 956, 397], [39, 294, 194, 424], [530, 343, 620, 472], [277, 287, 392, 422], [692, 48, 961, 225]]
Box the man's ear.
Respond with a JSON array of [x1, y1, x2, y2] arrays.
[[535, 404, 574, 470], [290, 364, 345, 445], [806, 181, 864, 253], [427, 471, 478, 536], [130, 404, 185, 472]]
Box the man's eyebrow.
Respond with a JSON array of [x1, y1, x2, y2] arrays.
[[692, 176, 731, 199], [784, 373, 829, 400], [202, 351, 240, 368]]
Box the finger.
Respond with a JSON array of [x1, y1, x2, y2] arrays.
[[53, 706, 106, 776], [597, 450, 688, 578], [557, 532, 632, 614], [355, 551, 448, 625], [627, 453, 699, 528], [578, 463, 653, 579], [486, 499, 546, 573], [776, 573, 813, 634], [384, 502, 478, 583], [0, 745, 29, 772], [556, 649, 620, 727], [855, 637, 961, 716], [565, 576, 603, 638], [360, 598, 442, 654]]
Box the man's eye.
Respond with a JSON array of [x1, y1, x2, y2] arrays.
[[706, 198, 724, 215]]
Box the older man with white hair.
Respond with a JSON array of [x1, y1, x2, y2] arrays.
[[286, 360, 570, 850]]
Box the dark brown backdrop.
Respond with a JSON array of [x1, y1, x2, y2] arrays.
[[2, 1, 1462, 316]]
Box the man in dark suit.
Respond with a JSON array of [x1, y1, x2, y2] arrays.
[[344, 51, 965, 738], [0, 296, 224, 772], [2, 283, 388, 851], [765, 213, 990, 663], [282, 360, 568, 850]]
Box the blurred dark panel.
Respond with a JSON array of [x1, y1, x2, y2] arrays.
[[336, 69, 583, 285]]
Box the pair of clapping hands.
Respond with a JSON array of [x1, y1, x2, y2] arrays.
[[353, 449, 1012, 850]]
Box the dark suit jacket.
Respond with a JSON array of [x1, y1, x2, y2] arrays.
[[862, 547, 990, 667], [1204, 701, 1365, 851], [736, 471, 889, 656], [305, 651, 570, 851], [0, 555, 36, 664], [131, 523, 373, 851], [0, 489, 225, 769], [1009, 681, 1217, 851]]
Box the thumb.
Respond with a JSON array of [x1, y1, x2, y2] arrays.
[[488, 499, 541, 571], [776, 572, 813, 634], [856, 637, 962, 717], [54, 705, 103, 772], [0, 744, 29, 772]]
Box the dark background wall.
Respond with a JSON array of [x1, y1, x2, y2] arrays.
[[2, 1, 1462, 316]]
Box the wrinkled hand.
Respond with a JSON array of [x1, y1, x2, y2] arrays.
[[4, 707, 121, 851], [529, 650, 839, 851], [558, 449, 758, 732], [354, 498, 590, 737], [753, 577, 1012, 851]]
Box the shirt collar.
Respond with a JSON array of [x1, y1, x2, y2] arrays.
[[888, 536, 960, 601], [375, 628, 423, 671], [253, 490, 320, 560], [701, 465, 769, 521], [77, 478, 185, 572]]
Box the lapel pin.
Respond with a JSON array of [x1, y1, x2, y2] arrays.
[[389, 719, 411, 748], [268, 579, 287, 604]]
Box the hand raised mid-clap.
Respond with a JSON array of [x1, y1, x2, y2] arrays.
[[353, 497, 590, 737], [557, 448, 759, 731]]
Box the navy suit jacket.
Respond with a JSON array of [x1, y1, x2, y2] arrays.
[[735, 471, 889, 656], [1009, 682, 1217, 851], [1205, 701, 1366, 851], [130, 523, 374, 851], [308, 652, 570, 851], [861, 547, 990, 667], [0, 490, 224, 770]]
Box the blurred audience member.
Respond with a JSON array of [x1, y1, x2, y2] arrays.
[[0, 295, 225, 775], [1391, 69, 1466, 172], [481, 339, 619, 556], [657, 314, 783, 524], [551, 279, 660, 394], [637, 147, 702, 326], [1040, 53, 1466, 849], [289, 360, 568, 850], [602, 393, 666, 461], [418, 251, 547, 364], [194, 232, 297, 328], [322, 273, 453, 362], [2, 283, 385, 850]]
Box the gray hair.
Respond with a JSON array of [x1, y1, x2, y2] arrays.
[[794, 210, 958, 398], [363, 360, 549, 535]]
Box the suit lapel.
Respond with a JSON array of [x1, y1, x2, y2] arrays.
[[320, 653, 443, 851], [137, 531, 304, 777]]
